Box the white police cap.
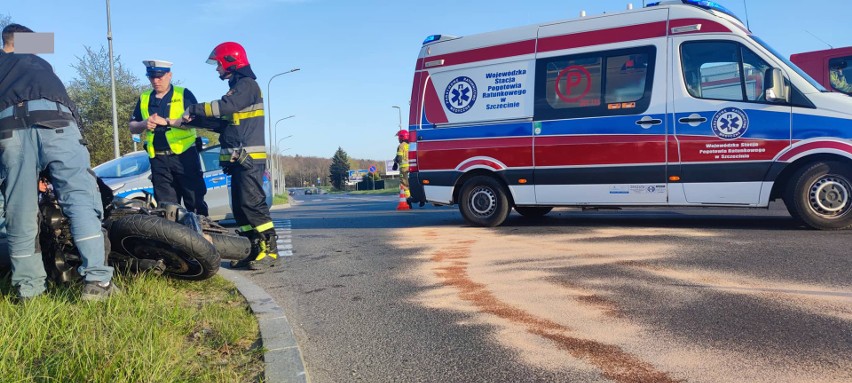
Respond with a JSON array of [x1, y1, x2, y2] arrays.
[[143, 59, 173, 77]]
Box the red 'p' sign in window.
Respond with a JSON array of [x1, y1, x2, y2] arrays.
[[555, 65, 592, 103]]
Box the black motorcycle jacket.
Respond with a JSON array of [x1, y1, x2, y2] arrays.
[[0, 51, 80, 125]]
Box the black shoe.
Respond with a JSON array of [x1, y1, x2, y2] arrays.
[[81, 280, 119, 301], [248, 255, 277, 270], [419, 201, 425, 208], [249, 231, 279, 270]]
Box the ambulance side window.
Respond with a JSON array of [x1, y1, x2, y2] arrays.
[[681, 41, 772, 102], [534, 46, 655, 120]]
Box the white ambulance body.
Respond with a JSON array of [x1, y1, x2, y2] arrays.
[[406, 0, 852, 229]]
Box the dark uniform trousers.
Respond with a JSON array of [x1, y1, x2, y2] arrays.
[[150, 146, 208, 216], [230, 161, 270, 227]]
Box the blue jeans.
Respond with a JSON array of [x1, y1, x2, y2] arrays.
[[0, 120, 111, 298]]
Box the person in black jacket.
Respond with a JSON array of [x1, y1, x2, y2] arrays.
[[183, 42, 279, 270], [0, 24, 116, 301]]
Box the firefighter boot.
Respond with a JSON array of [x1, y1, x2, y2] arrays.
[[249, 231, 279, 270], [230, 232, 261, 269]]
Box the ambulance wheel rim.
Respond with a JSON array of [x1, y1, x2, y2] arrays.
[[808, 175, 850, 216], [469, 187, 497, 217]]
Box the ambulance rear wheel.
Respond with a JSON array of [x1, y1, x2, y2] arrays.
[[459, 176, 510, 227], [515, 206, 553, 218], [783, 160, 852, 230]]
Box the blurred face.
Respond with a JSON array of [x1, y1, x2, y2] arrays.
[[148, 72, 172, 93], [216, 62, 229, 78]]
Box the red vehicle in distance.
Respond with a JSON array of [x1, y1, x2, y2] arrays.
[[791, 46, 852, 96]]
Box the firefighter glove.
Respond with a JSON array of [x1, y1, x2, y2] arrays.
[[231, 148, 254, 171]]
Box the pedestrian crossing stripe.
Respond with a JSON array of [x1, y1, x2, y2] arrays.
[[273, 219, 293, 257]]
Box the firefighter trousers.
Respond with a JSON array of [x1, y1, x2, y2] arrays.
[[230, 161, 272, 232]]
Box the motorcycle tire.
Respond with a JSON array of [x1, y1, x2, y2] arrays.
[[207, 232, 252, 260], [106, 214, 220, 281]]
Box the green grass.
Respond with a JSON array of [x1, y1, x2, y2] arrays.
[[0, 273, 263, 383], [272, 193, 289, 205]]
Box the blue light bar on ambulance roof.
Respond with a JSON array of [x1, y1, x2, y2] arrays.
[[646, 0, 744, 24], [423, 35, 442, 45]]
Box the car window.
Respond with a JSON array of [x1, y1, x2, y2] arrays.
[[93, 153, 150, 178], [828, 55, 852, 95], [681, 40, 772, 102], [200, 146, 222, 172], [534, 46, 656, 120]]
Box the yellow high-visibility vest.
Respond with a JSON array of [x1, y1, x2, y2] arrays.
[[140, 86, 196, 158]]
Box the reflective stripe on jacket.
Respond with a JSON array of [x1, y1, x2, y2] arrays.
[[189, 75, 265, 166], [140, 86, 196, 158]]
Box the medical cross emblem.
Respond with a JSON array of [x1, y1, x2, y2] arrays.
[[444, 76, 477, 114], [711, 107, 749, 140]]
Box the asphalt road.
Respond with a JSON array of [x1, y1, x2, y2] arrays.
[[250, 193, 851, 383]]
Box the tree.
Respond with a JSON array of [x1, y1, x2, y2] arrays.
[[66, 46, 146, 166], [0, 14, 11, 31], [329, 147, 351, 190]]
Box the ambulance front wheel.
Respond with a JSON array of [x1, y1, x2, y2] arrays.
[[783, 160, 852, 230], [459, 176, 510, 227]]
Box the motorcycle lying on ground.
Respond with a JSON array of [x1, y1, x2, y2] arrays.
[[39, 176, 251, 283]]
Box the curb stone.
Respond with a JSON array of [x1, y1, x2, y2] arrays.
[[218, 267, 308, 383]]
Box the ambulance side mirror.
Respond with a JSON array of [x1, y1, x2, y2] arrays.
[[765, 68, 789, 103]]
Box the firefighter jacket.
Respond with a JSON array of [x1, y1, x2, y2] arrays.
[[138, 86, 197, 158], [186, 72, 265, 166], [830, 69, 852, 94], [395, 142, 410, 171]]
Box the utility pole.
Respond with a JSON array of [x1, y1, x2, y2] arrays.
[[106, 0, 120, 159]]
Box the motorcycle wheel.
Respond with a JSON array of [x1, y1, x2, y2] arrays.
[[106, 214, 220, 280]]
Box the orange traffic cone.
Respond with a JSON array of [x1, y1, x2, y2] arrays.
[[396, 185, 410, 211]]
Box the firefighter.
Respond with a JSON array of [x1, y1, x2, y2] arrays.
[[183, 42, 278, 270], [392, 130, 417, 208], [129, 60, 208, 216], [829, 61, 852, 94]]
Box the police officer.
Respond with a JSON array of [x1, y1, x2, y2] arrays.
[[183, 42, 278, 270], [0, 24, 116, 301], [129, 60, 208, 216]]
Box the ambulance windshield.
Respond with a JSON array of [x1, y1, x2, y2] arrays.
[[749, 36, 827, 92]]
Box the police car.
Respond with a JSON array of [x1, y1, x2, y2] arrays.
[[93, 145, 273, 221]]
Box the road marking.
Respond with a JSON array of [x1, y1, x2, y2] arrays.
[[274, 219, 293, 257]]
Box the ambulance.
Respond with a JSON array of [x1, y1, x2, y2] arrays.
[[406, 0, 852, 229]]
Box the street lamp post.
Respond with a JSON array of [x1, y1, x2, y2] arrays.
[[266, 68, 300, 197], [271, 115, 295, 194], [106, 0, 120, 159], [391, 105, 403, 131], [274, 135, 293, 194]]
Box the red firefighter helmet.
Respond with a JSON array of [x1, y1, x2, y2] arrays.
[[396, 130, 409, 141], [206, 42, 250, 72]]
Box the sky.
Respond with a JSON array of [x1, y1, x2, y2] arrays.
[[4, 0, 850, 163]]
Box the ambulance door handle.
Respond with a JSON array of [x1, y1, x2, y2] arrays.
[[635, 116, 662, 129], [678, 114, 707, 127]]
